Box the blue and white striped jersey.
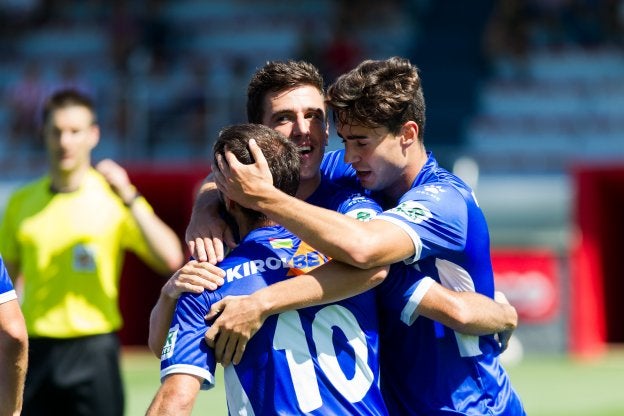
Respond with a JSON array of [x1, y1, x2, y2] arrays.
[[160, 225, 387, 416], [322, 149, 526, 415]]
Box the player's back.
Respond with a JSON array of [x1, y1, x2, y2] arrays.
[[161, 225, 387, 415]]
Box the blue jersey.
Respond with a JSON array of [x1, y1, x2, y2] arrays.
[[0, 255, 17, 305], [160, 226, 387, 415], [307, 175, 379, 221], [321, 150, 525, 415]]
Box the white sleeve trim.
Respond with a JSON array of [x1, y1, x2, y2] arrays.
[[375, 215, 422, 264], [161, 364, 215, 390], [0, 290, 17, 305], [400, 276, 436, 325]]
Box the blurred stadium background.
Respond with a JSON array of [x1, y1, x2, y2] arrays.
[[1, 0, 623, 413]]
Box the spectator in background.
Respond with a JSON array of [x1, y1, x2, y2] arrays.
[[6, 61, 51, 152], [0, 255, 28, 416], [0, 88, 184, 416]]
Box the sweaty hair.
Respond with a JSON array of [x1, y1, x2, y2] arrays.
[[326, 56, 426, 140], [246, 60, 325, 124], [213, 124, 300, 223], [41, 88, 97, 128]]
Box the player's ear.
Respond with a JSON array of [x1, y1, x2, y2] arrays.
[[400, 121, 418, 146]]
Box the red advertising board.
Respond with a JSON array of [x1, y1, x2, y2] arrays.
[[491, 249, 560, 324]]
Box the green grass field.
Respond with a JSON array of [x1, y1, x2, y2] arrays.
[[122, 347, 624, 415]]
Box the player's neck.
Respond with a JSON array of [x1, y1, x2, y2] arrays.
[[49, 165, 89, 193], [295, 174, 321, 201], [238, 218, 276, 240]]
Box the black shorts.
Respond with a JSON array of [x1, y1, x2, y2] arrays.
[[23, 333, 124, 416]]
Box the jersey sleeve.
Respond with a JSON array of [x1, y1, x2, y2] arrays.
[[336, 193, 382, 222], [320, 149, 358, 189], [160, 292, 217, 390], [376, 184, 468, 264], [377, 266, 436, 326], [0, 256, 17, 304]]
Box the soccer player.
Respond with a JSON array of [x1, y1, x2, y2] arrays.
[[207, 57, 525, 415], [146, 124, 389, 415], [0, 88, 184, 415], [0, 255, 28, 416], [148, 60, 383, 356], [149, 61, 516, 368]]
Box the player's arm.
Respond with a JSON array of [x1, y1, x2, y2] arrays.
[[148, 261, 225, 357], [215, 142, 412, 269], [205, 260, 388, 366], [185, 174, 237, 264], [96, 159, 184, 274], [146, 373, 202, 416], [0, 299, 28, 415], [416, 279, 517, 339]]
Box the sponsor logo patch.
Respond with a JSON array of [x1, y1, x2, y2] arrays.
[[161, 324, 179, 359], [269, 238, 293, 249], [345, 208, 378, 222], [388, 201, 432, 224]]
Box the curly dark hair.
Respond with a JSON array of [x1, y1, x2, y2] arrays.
[[213, 123, 300, 224], [326, 57, 426, 140], [247, 60, 325, 124]]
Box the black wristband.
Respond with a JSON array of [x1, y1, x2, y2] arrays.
[[124, 192, 141, 207]]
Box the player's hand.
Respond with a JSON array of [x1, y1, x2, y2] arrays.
[[204, 295, 266, 366], [213, 139, 274, 210], [494, 290, 516, 352], [162, 260, 226, 299], [95, 159, 137, 204], [185, 206, 236, 264]]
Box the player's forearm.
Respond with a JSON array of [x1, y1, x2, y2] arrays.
[[422, 286, 518, 335], [256, 188, 384, 268], [146, 375, 200, 416], [148, 293, 177, 357], [130, 199, 184, 274], [252, 261, 388, 318], [190, 174, 220, 222], [0, 302, 28, 415]]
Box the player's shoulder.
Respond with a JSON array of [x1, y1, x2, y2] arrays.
[[7, 176, 48, 204]]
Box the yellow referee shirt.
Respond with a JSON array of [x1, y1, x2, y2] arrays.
[[0, 168, 154, 338]]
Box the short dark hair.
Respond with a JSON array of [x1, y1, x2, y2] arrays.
[[41, 88, 97, 127], [213, 124, 300, 223], [326, 57, 426, 140], [246, 60, 325, 124]]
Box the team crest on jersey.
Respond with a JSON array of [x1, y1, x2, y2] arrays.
[[161, 324, 179, 359], [72, 244, 96, 272], [389, 200, 432, 224], [345, 208, 378, 222]]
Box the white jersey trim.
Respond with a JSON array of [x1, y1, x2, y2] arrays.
[[161, 364, 215, 390], [224, 365, 256, 415], [0, 289, 17, 305], [434, 258, 482, 357], [400, 276, 435, 325], [375, 215, 422, 264]]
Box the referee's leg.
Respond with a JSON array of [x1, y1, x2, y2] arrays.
[[23, 333, 125, 416]]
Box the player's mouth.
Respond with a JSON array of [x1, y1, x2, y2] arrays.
[[298, 145, 313, 159], [355, 169, 372, 182]]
